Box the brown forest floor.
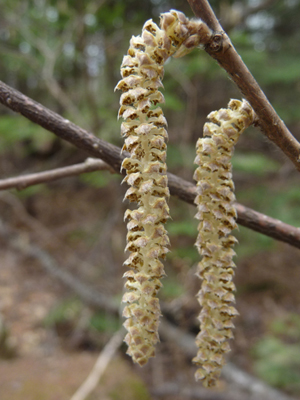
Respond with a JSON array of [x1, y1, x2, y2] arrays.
[[1, 181, 300, 400]]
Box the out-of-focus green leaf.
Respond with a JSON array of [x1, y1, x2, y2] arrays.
[[232, 152, 280, 175], [161, 278, 185, 300], [235, 225, 274, 258], [43, 298, 83, 327], [270, 313, 300, 340], [79, 170, 111, 188], [0, 115, 51, 151], [90, 311, 121, 333], [252, 335, 300, 391], [163, 93, 184, 111], [167, 220, 197, 238]]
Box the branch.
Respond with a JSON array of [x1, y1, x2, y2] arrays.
[[0, 80, 122, 172], [0, 80, 300, 249], [70, 329, 124, 400], [187, 0, 300, 172], [0, 220, 118, 315], [18, 19, 88, 128], [0, 158, 113, 190]]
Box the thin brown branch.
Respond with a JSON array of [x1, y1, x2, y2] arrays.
[[0, 80, 300, 248], [0, 220, 118, 314], [187, 0, 300, 172], [168, 170, 300, 250], [70, 329, 124, 400], [0, 158, 113, 190], [0, 80, 122, 172], [0, 191, 116, 283]]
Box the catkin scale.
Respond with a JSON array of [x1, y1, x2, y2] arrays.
[[116, 10, 213, 366], [193, 99, 255, 386]]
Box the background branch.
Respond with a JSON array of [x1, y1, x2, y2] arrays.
[[0, 80, 300, 248], [159, 320, 297, 400], [0, 220, 117, 314], [187, 0, 300, 172], [0, 158, 113, 190], [70, 329, 124, 400], [1, 219, 295, 400]]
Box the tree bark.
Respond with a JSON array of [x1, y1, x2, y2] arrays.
[[0, 80, 300, 248], [187, 0, 300, 172]]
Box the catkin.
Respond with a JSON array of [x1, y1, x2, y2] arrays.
[[115, 10, 212, 366], [193, 99, 255, 386]]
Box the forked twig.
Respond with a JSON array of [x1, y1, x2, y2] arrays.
[[187, 0, 300, 171], [0, 158, 112, 190]]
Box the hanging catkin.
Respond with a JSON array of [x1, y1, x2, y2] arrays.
[[115, 10, 212, 366], [193, 99, 255, 386]]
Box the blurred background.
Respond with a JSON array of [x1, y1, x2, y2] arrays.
[[0, 0, 300, 399]]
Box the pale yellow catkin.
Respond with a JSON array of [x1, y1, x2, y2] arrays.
[[115, 10, 212, 366], [193, 99, 255, 386]]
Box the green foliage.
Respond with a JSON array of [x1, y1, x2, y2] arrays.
[[109, 378, 151, 400], [44, 298, 121, 334], [0, 115, 52, 154], [79, 170, 114, 188], [43, 298, 83, 328], [170, 245, 199, 264], [167, 143, 197, 169], [232, 152, 280, 175], [167, 219, 198, 238], [252, 336, 300, 390], [183, 53, 221, 78], [235, 226, 274, 258], [163, 93, 184, 112], [252, 314, 300, 393], [14, 184, 47, 199], [90, 312, 120, 333], [238, 184, 300, 229], [161, 277, 185, 300], [66, 228, 91, 244], [262, 55, 300, 85], [235, 179, 300, 258], [268, 186, 300, 227], [165, 198, 199, 265], [270, 313, 300, 341]]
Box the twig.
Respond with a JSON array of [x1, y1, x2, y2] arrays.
[[19, 19, 88, 127], [0, 158, 113, 190], [222, 363, 296, 400], [70, 329, 124, 400], [187, 0, 300, 172], [0, 80, 300, 249], [0, 221, 118, 314], [0, 191, 118, 285], [0, 80, 122, 171]]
